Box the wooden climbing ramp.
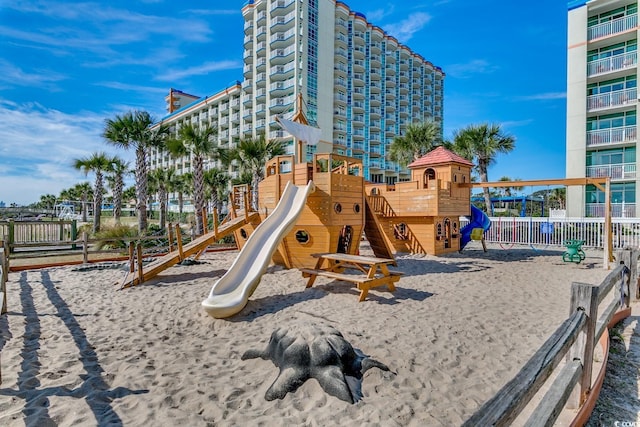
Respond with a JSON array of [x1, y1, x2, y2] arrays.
[[119, 213, 259, 288]]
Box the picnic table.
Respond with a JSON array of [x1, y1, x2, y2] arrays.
[[300, 252, 402, 301]]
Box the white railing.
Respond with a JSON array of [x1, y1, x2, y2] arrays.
[[462, 215, 640, 249], [588, 51, 637, 77], [586, 163, 636, 179], [588, 14, 638, 40], [586, 125, 637, 146], [587, 87, 637, 111]]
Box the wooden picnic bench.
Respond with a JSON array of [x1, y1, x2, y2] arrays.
[[300, 252, 402, 301]]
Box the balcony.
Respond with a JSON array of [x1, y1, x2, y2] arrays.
[[588, 14, 638, 41], [270, 0, 295, 13], [586, 203, 636, 218], [270, 45, 296, 64], [587, 51, 637, 77], [586, 125, 637, 147], [587, 87, 637, 112], [586, 163, 636, 180]]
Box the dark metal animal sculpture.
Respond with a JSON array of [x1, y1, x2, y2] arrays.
[[242, 323, 390, 403]]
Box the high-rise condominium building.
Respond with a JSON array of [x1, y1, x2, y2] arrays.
[[150, 0, 444, 187], [567, 0, 638, 217]]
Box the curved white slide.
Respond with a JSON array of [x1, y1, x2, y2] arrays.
[[202, 180, 315, 318]]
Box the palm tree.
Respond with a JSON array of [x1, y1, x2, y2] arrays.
[[37, 194, 57, 211], [103, 110, 169, 232], [166, 123, 217, 235], [231, 133, 286, 210], [388, 120, 442, 167], [148, 167, 176, 230], [204, 168, 230, 217], [172, 173, 192, 219], [73, 152, 115, 233], [453, 123, 516, 213], [106, 158, 129, 225]]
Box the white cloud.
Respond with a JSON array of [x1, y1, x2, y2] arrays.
[[384, 12, 431, 43], [0, 59, 67, 89], [365, 5, 395, 23], [0, 100, 133, 204], [520, 92, 567, 101], [157, 60, 243, 82], [445, 59, 499, 79]]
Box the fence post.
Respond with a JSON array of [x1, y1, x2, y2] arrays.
[[0, 247, 7, 315], [7, 220, 14, 253], [175, 223, 184, 262], [71, 220, 77, 249], [59, 219, 64, 241], [128, 241, 135, 273], [136, 243, 143, 285], [202, 207, 208, 234], [213, 208, 219, 236], [167, 223, 174, 253], [82, 232, 89, 264], [2, 237, 9, 279], [567, 281, 599, 409]]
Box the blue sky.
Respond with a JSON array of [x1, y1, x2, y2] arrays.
[[0, 0, 568, 205]]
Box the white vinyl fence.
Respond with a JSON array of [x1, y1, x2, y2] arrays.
[[461, 217, 640, 249]]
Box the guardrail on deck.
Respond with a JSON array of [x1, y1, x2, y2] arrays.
[[463, 263, 631, 426]]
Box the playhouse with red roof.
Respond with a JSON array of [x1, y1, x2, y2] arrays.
[[365, 146, 473, 255]]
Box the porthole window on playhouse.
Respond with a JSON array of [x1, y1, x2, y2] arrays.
[[295, 230, 310, 244], [370, 187, 379, 195], [240, 228, 248, 239], [353, 203, 360, 213], [334, 203, 342, 213]]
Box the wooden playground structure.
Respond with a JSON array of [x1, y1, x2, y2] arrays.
[[365, 146, 474, 256]]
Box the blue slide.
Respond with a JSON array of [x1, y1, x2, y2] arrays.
[[459, 205, 491, 251]]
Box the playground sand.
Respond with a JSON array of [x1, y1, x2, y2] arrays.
[[0, 243, 627, 426]]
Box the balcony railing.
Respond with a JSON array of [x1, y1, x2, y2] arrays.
[[588, 14, 638, 41], [586, 125, 637, 146], [586, 162, 636, 179], [587, 87, 637, 111], [586, 203, 636, 218], [588, 51, 637, 77]]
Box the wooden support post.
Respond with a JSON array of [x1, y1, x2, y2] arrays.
[[136, 243, 143, 286], [567, 282, 599, 409], [2, 238, 8, 281], [82, 232, 89, 264], [0, 247, 7, 315], [213, 208, 219, 236], [243, 190, 250, 222], [71, 220, 77, 249], [175, 223, 184, 261], [229, 191, 237, 219], [128, 241, 135, 273], [168, 222, 174, 253], [202, 207, 208, 234], [7, 221, 14, 254]]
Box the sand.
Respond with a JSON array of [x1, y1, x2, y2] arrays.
[[0, 243, 633, 426]]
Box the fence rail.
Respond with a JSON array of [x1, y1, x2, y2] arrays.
[[463, 263, 631, 426], [463, 216, 640, 249]]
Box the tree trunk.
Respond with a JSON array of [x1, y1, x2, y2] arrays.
[[113, 177, 122, 225], [136, 146, 148, 233], [193, 156, 205, 235], [93, 172, 103, 234], [479, 163, 492, 214], [159, 187, 167, 230]]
